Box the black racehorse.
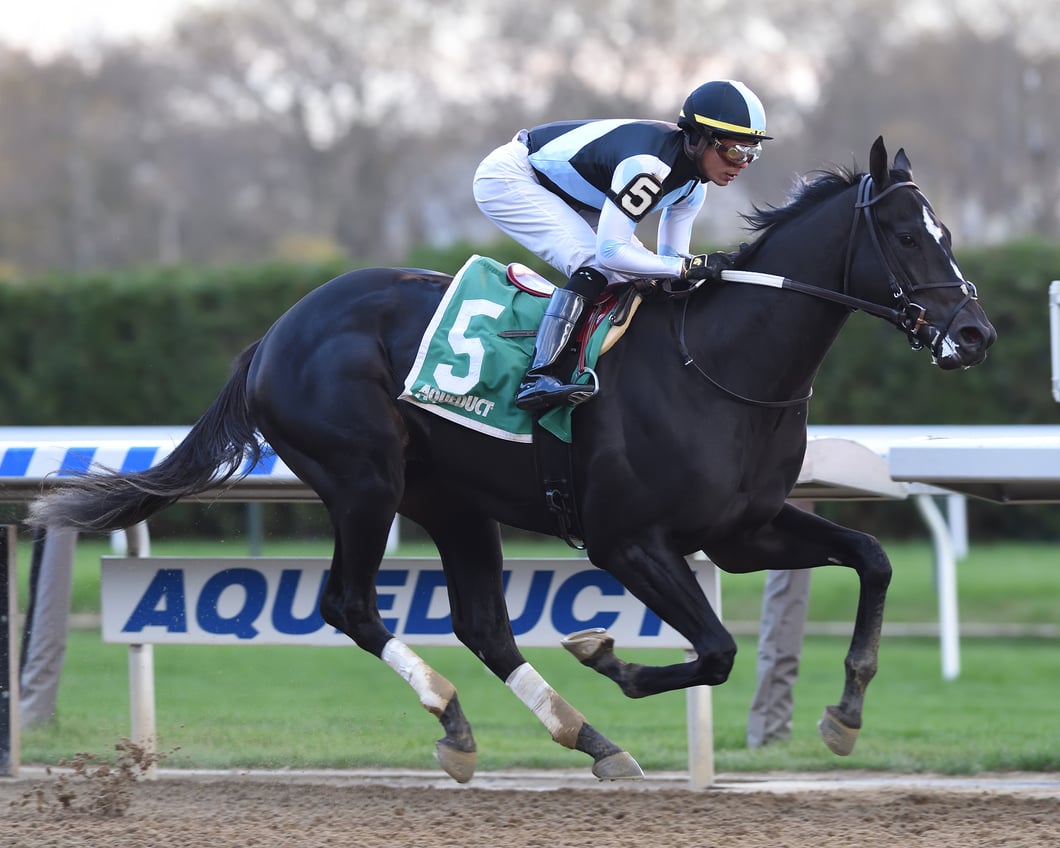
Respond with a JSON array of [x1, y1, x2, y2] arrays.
[[28, 137, 995, 783]]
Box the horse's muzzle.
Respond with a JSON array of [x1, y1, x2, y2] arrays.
[[930, 312, 997, 370]]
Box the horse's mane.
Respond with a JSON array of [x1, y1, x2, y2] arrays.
[[740, 165, 861, 236]]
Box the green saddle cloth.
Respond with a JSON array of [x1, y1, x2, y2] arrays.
[[400, 255, 612, 444]]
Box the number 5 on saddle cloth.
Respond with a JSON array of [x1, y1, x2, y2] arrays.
[[400, 255, 641, 446]]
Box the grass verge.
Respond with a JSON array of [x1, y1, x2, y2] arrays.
[[20, 632, 1060, 774]]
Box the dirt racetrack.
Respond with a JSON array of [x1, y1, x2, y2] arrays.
[[3, 768, 1059, 848]]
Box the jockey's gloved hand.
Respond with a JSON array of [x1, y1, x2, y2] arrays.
[[683, 251, 735, 283]]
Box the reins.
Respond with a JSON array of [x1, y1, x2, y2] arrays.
[[668, 292, 813, 408], [668, 174, 980, 408]]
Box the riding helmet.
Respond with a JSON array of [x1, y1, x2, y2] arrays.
[[678, 80, 772, 141]]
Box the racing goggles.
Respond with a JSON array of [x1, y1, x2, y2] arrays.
[[711, 137, 763, 165]]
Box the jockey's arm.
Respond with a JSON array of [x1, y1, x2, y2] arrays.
[[596, 156, 703, 282], [657, 183, 704, 260]]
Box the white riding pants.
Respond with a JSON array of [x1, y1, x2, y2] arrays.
[[474, 136, 634, 282]]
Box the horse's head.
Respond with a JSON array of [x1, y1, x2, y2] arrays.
[[852, 136, 996, 369]]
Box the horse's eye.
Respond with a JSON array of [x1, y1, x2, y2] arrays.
[[897, 233, 916, 248]]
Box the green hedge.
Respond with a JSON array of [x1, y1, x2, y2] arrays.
[[0, 260, 353, 426], [810, 239, 1057, 426], [1, 238, 1056, 539]]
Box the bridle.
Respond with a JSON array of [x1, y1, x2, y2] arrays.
[[842, 175, 979, 356], [669, 174, 980, 408]]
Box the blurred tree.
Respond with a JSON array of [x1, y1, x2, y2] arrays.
[[799, 24, 1059, 245], [0, 0, 1056, 277]]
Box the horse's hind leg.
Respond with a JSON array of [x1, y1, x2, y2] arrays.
[[328, 490, 478, 782], [264, 429, 477, 782], [404, 490, 643, 781]]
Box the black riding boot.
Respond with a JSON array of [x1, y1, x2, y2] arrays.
[[516, 267, 608, 411]]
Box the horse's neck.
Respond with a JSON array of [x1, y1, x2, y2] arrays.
[[719, 285, 845, 379], [674, 241, 853, 403], [739, 217, 855, 356], [745, 199, 852, 288]]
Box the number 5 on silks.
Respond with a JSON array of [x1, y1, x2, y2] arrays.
[[615, 173, 662, 221]]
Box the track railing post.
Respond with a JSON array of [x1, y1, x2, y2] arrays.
[[1, 525, 20, 777], [124, 522, 158, 779], [685, 553, 720, 789], [915, 494, 961, 680]]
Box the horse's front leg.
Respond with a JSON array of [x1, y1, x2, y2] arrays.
[[564, 541, 738, 696], [708, 503, 893, 756]]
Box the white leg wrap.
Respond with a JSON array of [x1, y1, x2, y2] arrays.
[[505, 662, 584, 748], [381, 638, 452, 715]]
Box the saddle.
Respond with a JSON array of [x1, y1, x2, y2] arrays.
[[506, 263, 645, 357]]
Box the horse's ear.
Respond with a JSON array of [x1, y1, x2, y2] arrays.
[[894, 147, 913, 178], [869, 136, 889, 187]]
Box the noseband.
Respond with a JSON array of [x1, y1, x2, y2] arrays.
[[843, 175, 979, 357]]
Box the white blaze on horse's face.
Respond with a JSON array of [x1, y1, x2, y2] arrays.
[[934, 332, 962, 366], [922, 203, 964, 280]]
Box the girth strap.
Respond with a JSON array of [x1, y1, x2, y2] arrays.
[[532, 419, 586, 550]]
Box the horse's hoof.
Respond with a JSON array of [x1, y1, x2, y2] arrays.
[[435, 739, 477, 784], [818, 705, 860, 756], [561, 628, 615, 663], [592, 751, 644, 781]]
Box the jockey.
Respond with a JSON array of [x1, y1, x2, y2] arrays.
[[473, 79, 772, 412]]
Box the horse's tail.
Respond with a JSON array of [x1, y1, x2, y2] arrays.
[[26, 341, 264, 533]]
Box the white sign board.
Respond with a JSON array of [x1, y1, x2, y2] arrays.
[[101, 557, 708, 649]]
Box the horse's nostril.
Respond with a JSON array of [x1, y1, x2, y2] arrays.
[[959, 326, 984, 349]]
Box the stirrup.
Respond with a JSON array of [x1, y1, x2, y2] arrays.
[[515, 368, 599, 412], [565, 368, 599, 406]]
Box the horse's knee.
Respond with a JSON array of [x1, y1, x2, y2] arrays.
[[869, 558, 893, 590], [860, 556, 892, 592], [696, 637, 737, 685], [855, 536, 893, 588]]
